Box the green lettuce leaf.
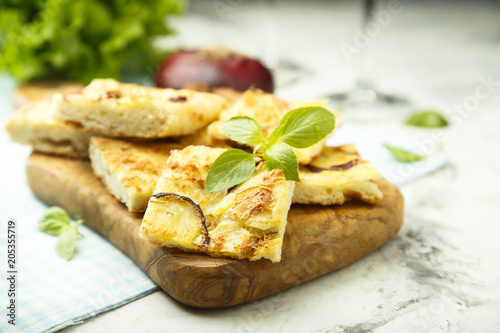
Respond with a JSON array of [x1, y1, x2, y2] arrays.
[[0, 0, 184, 83]]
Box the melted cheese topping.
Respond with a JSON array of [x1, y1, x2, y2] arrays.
[[139, 145, 295, 262], [293, 144, 383, 205], [299, 144, 381, 186]]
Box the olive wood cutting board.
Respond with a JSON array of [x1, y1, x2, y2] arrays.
[[26, 152, 404, 308]]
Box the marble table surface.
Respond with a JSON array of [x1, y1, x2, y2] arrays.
[[5, 0, 500, 332]]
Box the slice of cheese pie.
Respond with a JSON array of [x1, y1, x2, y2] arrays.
[[89, 133, 226, 212], [52, 79, 229, 138], [139, 145, 295, 262], [89, 137, 182, 212], [6, 99, 96, 158], [207, 89, 343, 164], [294, 144, 383, 205]]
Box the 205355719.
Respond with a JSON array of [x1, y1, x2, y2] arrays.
[[7, 220, 16, 326]]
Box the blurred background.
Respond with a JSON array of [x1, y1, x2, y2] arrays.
[[2, 0, 499, 119], [170, 0, 500, 112]]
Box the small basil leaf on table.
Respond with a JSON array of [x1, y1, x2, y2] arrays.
[[56, 226, 79, 261], [383, 144, 425, 163], [406, 110, 448, 128], [39, 206, 84, 260], [38, 206, 71, 236]]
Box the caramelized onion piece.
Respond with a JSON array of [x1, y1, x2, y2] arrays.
[[306, 159, 363, 173], [168, 96, 187, 103], [151, 192, 210, 248]]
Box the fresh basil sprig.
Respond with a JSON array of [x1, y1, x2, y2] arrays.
[[383, 144, 425, 163], [406, 110, 448, 128], [39, 206, 83, 260], [264, 144, 299, 181], [205, 107, 336, 193], [205, 149, 256, 193]]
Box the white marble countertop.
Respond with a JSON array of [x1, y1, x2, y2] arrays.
[[3, 0, 500, 332]]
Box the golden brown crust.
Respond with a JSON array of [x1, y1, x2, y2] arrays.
[[89, 137, 182, 212], [231, 186, 274, 220]]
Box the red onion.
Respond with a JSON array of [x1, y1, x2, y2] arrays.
[[156, 48, 274, 93]]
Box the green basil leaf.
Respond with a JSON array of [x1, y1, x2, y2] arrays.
[[222, 116, 265, 145], [39, 206, 71, 236], [205, 149, 256, 193], [264, 144, 300, 182], [406, 110, 448, 128], [383, 144, 425, 163], [278, 107, 336, 148], [263, 124, 285, 148], [56, 227, 78, 261], [75, 219, 84, 237]]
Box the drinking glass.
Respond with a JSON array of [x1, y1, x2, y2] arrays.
[[329, 0, 407, 120]]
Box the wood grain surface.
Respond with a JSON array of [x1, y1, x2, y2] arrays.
[[26, 152, 404, 308]]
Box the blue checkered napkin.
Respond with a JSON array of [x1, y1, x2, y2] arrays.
[[17, 225, 158, 333], [0, 199, 158, 333], [0, 205, 159, 333], [0, 119, 158, 333]]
